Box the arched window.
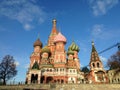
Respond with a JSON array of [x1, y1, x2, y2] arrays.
[[73, 70, 75, 73], [50, 69, 52, 72], [56, 68, 58, 72], [92, 63, 95, 68], [47, 69, 49, 72], [118, 78, 120, 82], [60, 68, 62, 72], [97, 62, 100, 68]]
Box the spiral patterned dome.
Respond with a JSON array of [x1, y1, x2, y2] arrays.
[[68, 41, 80, 52], [54, 32, 66, 43], [67, 50, 74, 55]]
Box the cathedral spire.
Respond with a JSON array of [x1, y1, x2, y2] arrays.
[[48, 19, 58, 46], [50, 19, 58, 36], [90, 41, 99, 62], [92, 41, 96, 52], [52, 19, 57, 27]]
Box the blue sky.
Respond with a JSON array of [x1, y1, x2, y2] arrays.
[[0, 0, 120, 83]]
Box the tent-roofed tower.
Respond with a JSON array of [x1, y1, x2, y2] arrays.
[[47, 19, 58, 63], [88, 41, 108, 84], [89, 41, 103, 70], [48, 19, 58, 46]]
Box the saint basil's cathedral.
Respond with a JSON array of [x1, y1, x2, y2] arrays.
[[25, 19, 108, 84]]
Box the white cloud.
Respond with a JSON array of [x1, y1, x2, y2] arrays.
[[89, 0, 119, 16], [91, 24, 120, 40], [100, 56, 107, 62], [91, 24, 103, 36], [24, 23, 34, 31], [0, 0, 46, 31], [14, 61, 20, 66]]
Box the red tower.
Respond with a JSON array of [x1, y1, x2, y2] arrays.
[[88, 41, 108, 83]]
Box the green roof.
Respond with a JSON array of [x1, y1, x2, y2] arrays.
[[41, 46, 50, 54], [32, 61, 39, 70], [68, 41, 80, 52], [40, 64, 53, 68], [67, 50, 74, 55]]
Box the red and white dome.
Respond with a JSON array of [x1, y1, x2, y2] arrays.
[[54, 32, 66, 43]]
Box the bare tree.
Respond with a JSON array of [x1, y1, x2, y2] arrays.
[[107, 51, 120, 76], [107, 51, 120, 70], [0, 55, 17, 85]]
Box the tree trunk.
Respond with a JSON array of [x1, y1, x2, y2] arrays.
[[3, 78, 6, 85]]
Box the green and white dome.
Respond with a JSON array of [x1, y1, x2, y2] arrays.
[[67, 50, 74, 55], [68, 41, 80, 52]]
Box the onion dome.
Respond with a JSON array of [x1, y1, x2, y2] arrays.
[[54, 32, 67, 43], [33, 38, 43, 47], [41, 46, 50, 54], [67, 50, 74, 55], [68, 41, 80, 52]]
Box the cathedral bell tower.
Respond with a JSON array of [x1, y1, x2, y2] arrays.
[[48, 19, 58, 54], [88, 41, 108, 83], [89, 41, 103, 71]]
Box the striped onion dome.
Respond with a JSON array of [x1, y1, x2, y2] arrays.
[[67, 50, 74, 55], [41, 46, 50, 54], [68, 41, 80, 52]]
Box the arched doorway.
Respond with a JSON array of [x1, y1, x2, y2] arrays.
[[95, 71, 105, 82], [57, 79, 60, 83], [31, 74, 38, 83], [54, 80, 56, 83], [41, 76, 45, 83], [61, 79, 64, 83], [46, 76, 53, 83]]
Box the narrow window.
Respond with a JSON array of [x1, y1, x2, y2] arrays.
[[92, 63, 95, 68], [97, 62, 100, 68]]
